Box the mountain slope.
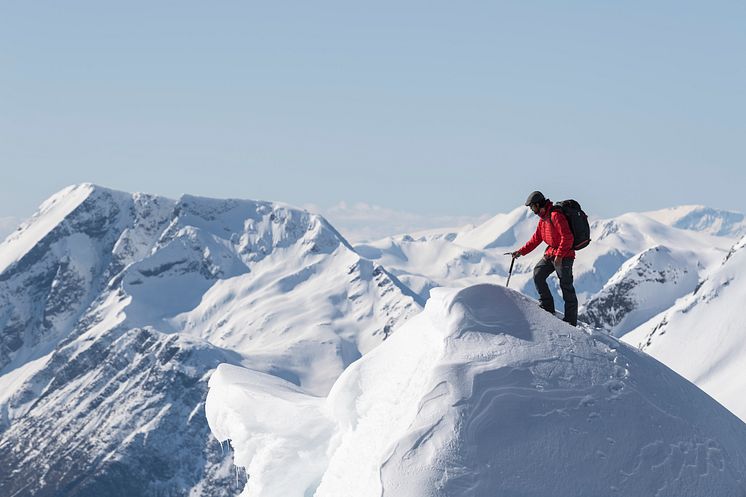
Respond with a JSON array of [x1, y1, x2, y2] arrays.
[[355, 206, 733, 307], [579, 245, 700, 337], [623, 235, 746, 421], [0, 184, 421, 496], [0, 185, 175, 373], [643, 205, 746, 238], [207, 284, 746, 497]]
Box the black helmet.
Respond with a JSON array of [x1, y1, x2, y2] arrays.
[[525, 191, 546, 207]]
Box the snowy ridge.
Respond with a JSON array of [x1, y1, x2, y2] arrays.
[[356, 206, 733, 306], [623, 234, 746, 421], [580, 245, 700, 337], [0, 185, 168, 374], [452, 205, 535, 250], [0, 184, 421, 496], [207, 284, 746, 497], [0, 184, 95, 274], [643, 205, 746, 238], [3, 186, 745, 496]]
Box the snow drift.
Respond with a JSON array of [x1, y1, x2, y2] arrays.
[[207, 284, 746, 497]]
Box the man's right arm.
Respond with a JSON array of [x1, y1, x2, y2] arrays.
[[516, 224, 542, 257]]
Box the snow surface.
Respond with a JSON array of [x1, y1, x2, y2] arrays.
[[4, 183, 746, 496], [624, 235, 746, 421], [580, 245, 700, 338], [0, 184, 94, 274], [643, 205, 746, 238], [0, 352, 52, 425], [207, 284, 746, 497], [355, 206, 732, 307], [0, 184, 420, 496]]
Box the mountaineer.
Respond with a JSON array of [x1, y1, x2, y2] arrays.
[[511, 191, 581, 326]]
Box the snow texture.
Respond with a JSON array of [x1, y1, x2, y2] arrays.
[[580, 245, 700, 337], [3, 184, 745, 496], [0, 184, 420, 496], [643, 205, 746, 238], [355, 206, 732, 307], [207, 284, 746, 497], [624, 234, 746, 421]]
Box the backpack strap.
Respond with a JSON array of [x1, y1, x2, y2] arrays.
[[547, 205, 560, 224]]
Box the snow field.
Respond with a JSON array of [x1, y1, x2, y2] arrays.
[[208, 284, 746, 496]]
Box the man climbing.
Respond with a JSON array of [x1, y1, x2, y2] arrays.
[[511, 191, 578, 326]]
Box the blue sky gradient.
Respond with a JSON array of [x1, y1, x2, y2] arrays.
[[1, 1, 744, 222]]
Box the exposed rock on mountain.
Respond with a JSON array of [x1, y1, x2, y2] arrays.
[[580, 246, 699, 337], [0, 184, 421, 496], [623, 235, 746, 421]]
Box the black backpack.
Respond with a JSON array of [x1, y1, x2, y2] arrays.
[[551, 200, 591, 250]]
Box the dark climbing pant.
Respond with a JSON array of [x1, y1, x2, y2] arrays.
[[533, 256, 578, 326]]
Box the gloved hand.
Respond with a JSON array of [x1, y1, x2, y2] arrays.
[[511, 251, 522, 259]]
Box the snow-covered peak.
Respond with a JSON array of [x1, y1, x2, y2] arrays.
[[642, 204, 746, 237], [0, 185, 422, 495], [0, 184, 165, 372], [580, 245, 700, 337], [0, 184, 96, 274], [623, 233, 746, 420], [354, 205, 732, 307], [207, 284, 746, 496], [0, 183, 353, 278], [170, 194, 350, 251], [453, 205, 535, 250]]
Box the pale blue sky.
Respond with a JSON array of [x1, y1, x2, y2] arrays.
[[1, 1, 744, 224]]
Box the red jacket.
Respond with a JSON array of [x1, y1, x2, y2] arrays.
[[518, 201, 575, 259]]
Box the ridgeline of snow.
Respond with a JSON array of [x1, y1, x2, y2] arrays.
[[624, 235, 746, 421], [0, 184, 421, 496], [207, 284, 746, 497], [4, 186, 745, 496], [643, 205, 746, 238], [580, 245, 700, 338], [355, 206, 733, 307], [0, 184, 96, 274]]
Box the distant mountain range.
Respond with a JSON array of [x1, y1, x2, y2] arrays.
[[1, 184, 744, 496], [0, 184, 419, 496], [354, 204, 736, 327], [642, 204, 746, 238]]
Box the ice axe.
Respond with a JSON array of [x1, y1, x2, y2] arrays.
[[504, 252, 516, 288]]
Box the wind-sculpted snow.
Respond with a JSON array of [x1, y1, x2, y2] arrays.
[[206, 284, 746, 497], [0, 184, 421, 496]]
